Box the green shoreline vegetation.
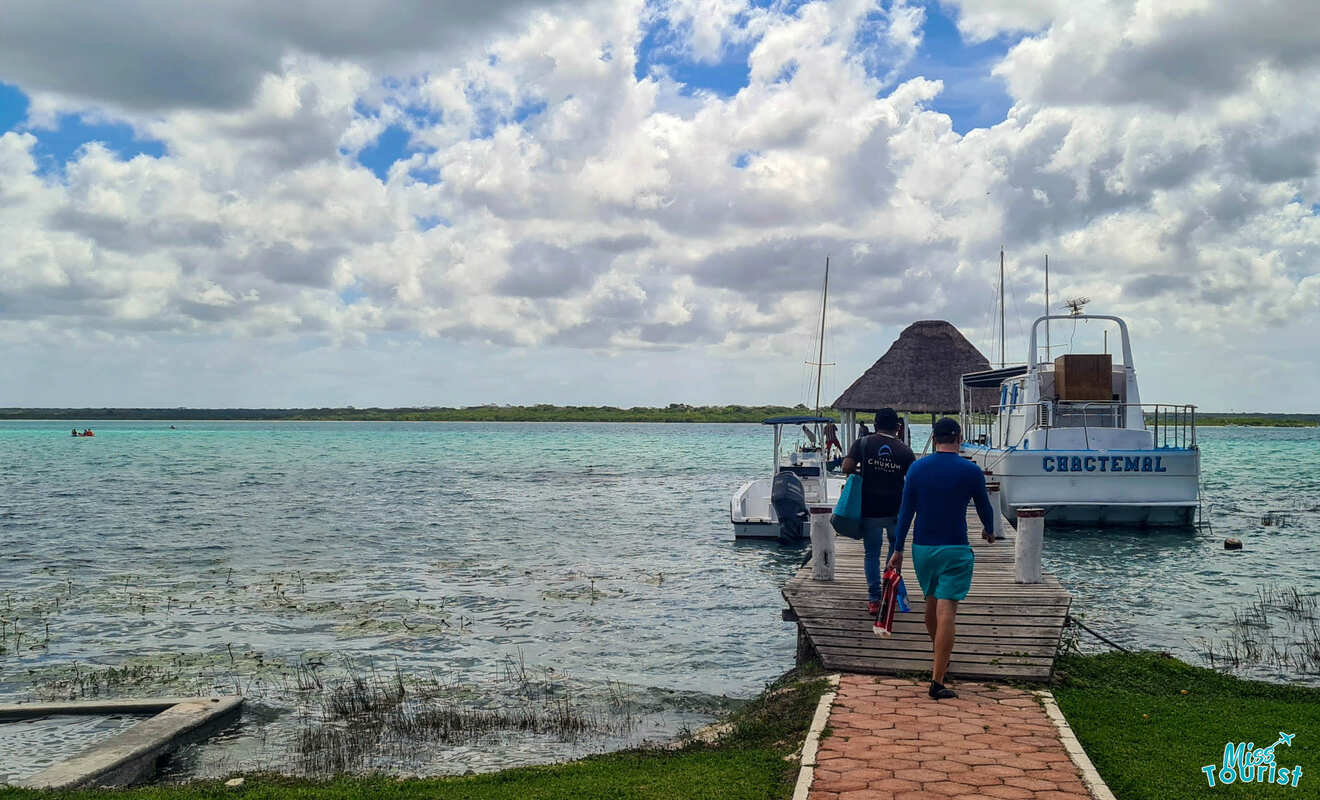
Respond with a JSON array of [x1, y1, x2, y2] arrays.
[[0, 406, 1316, 426], [1053, 652, 1320, 800], [0, 666, 831, 800], [5, 654, 1314, 798]]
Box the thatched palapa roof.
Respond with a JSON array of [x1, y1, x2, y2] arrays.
[[833, 320, 991, 413]]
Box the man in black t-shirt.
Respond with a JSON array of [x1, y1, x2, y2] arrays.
[[841, 408, 915, 614]]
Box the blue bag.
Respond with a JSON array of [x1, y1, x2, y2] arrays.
[[830, 473, 863, 539]]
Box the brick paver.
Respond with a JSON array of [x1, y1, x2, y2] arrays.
[[809, 675, 1092, 800]]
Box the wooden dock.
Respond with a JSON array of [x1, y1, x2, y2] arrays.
[[782, 508, 1070, 682]]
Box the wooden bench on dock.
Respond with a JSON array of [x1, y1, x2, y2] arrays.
[[782, 507, 1070, 682]]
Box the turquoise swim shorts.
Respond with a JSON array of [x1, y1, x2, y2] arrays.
[[912, 544, 975, 601]]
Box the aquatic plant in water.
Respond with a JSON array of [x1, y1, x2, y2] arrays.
[[293, 656, 639, 775], [1193, 583, 1320, 677]]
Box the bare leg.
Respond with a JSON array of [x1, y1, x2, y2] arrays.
[[931, 599, 958, 684], [924, 597, 938, 642]]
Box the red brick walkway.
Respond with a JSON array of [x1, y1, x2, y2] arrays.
[[809, 675, 1093, 800]]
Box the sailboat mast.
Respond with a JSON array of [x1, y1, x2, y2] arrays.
[[1044, 254, 1050, 359], [814, 257, 830, 416], [999, 248, 1005, 368]]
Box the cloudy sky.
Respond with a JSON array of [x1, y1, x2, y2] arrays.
[[1, 0, 1317, 411]]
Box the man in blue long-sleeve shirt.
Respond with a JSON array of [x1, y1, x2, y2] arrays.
[[889, 417, 995, 700]]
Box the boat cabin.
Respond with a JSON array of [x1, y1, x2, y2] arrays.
[[960, 315, 1195, 453]]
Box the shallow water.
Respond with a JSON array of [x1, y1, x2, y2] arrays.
[[0, 421, 799, 778], [1044, 425, 1320, 681], [0, 714, 144, 783], [0, 421, 1315, 778]]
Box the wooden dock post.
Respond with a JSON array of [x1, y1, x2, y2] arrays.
[[1015, 507, 1045, 584], [986, 479, 1005, 539], [809, 510, 835, 581]]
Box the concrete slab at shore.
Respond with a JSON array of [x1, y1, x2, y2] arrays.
[[0, 697, 224, 721], [13, 696, 242, 789]]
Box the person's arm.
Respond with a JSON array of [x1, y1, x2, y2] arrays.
[[842, 439, 862, 475], [890, 475, 918, 567], [972, 470, 995, 540]]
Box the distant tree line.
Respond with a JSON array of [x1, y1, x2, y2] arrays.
[[0, 407, 1313, 425], [0, 404, 842, 423]]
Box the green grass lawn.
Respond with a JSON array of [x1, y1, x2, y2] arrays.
[[1, 670, 828, 800], [1053, 652, 1320, 799]]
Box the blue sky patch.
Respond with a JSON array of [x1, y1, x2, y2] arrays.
[[409, 165, 442, 184], [357, 123, 412, 181], [34, 115, 166, 174], [891, 2, 1020, 134], [403, 103, 444, 127], [666, 55, 752, 97], [513, 99, 547, 124], [3, 82, 166, 172], [339, 282, 367, 306], [416, 215, 452, 231], [748, 0, 810, 14], [634, 9, 752, 97], [0, 82, 28, 132]]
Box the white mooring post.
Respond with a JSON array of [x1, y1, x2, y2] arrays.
[[1015, 507, 1044, 584], [810, 511, 835, 581], [985, 479, 1005, 540]]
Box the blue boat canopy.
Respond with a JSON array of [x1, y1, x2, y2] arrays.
[[761, 415, 837, 425]]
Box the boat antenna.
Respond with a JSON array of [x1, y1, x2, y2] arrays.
[[1063, 296, 1090, 317], [999, 248, 1006, 368], [813, 256, 830, 416], [1044, 254, 1050, 360]]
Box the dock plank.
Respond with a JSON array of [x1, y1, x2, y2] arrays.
[[781, 506, 1070, 682]]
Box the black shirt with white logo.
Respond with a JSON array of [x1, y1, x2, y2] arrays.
[[846, 433, 915, 518]]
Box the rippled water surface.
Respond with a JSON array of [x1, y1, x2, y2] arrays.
[[0, 421, 1316, 780], [1043, 425, 1320, 679], [0, 714, 144, 782]]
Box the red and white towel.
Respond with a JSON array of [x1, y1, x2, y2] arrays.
[[873, 566, 901, 637]]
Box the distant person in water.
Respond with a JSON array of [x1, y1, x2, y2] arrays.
[[72, 428, 78, 436], [891, 417, 995, 700], [841, 408, 914, 617]]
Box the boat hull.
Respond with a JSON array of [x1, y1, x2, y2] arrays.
[[730, 476, 843, 540], [732, 521, 781, 540], [965, 446, 1199, 528]]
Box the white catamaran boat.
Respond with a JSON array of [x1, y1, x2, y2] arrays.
[[959, 313, 1200, 527], [730, 416, 844, 540]]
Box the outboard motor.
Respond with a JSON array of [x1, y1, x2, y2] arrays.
[[771, 471, 809, 545]]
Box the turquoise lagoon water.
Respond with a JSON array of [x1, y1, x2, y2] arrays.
[[0, 421, 1317, 779]]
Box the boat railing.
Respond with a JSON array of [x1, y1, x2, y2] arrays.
[[962, 402, 1197, 450], [1139, 403, 1198, 449]]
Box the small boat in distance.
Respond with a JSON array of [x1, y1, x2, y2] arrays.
[[730, 415, 844, 540], [959, 313, 1199, 526]]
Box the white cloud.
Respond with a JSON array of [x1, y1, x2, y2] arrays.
[[0, 0, 1316, 408]]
